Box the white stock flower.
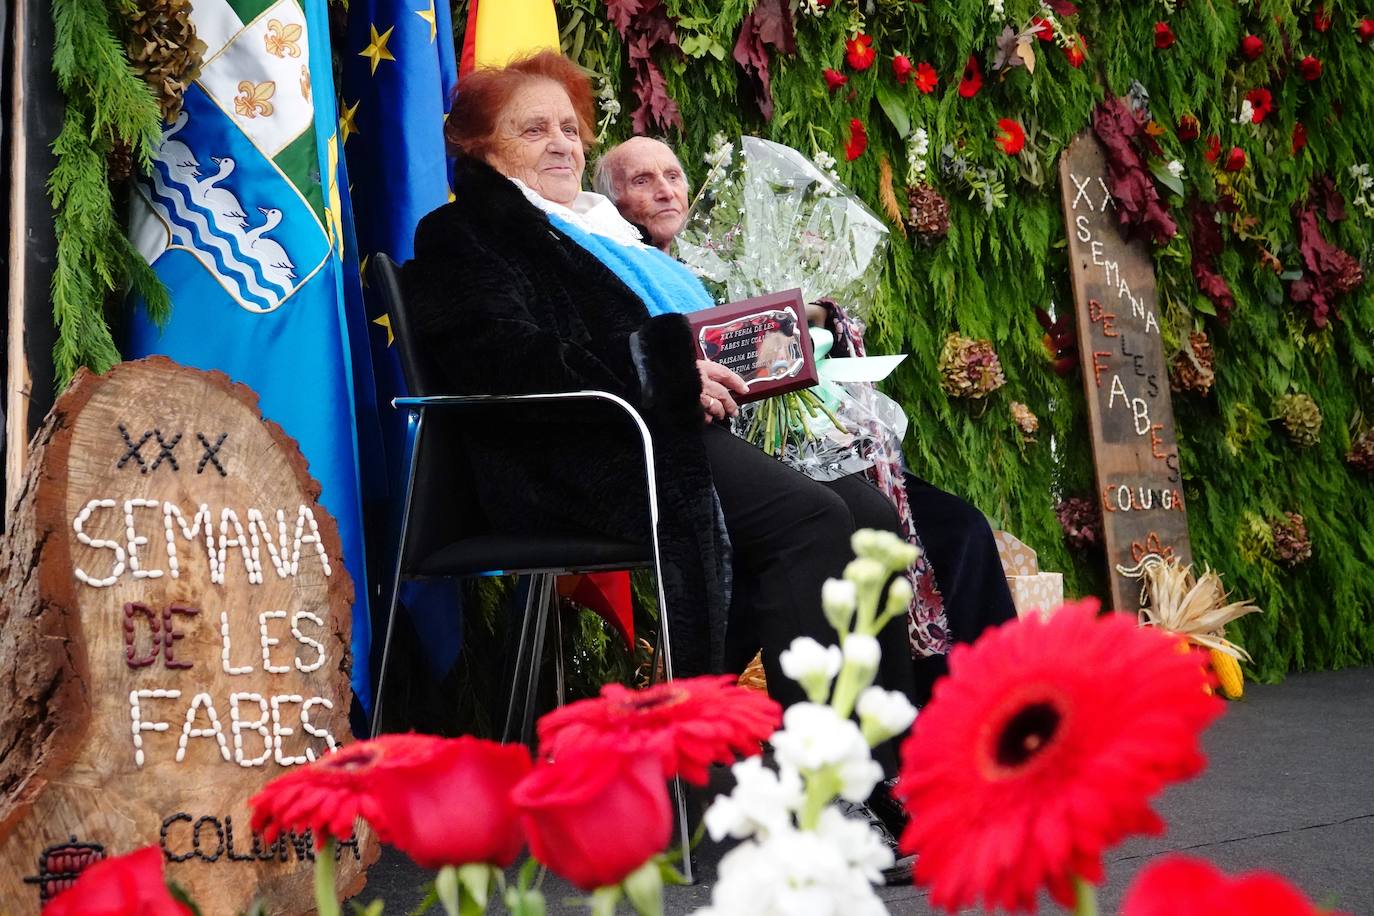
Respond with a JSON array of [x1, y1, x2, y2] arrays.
[[699, 823, 889, 915], [857, 686, 918, 745], [813, 149, 838, 171], [1167, 159, 1185, 179], [772, 703, 866, 771], [821, 578, 857, 633], [780, 637, 843, 702], [1234, 99, 1254, 124], [835, 754, 885, 802], [843, 633, 881, 671], [703, 756, 804, 842], [815, 805, 895, 883], [884, 576, 914, 616]]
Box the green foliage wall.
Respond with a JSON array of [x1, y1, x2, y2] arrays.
[[459, 0, 1374, 681]]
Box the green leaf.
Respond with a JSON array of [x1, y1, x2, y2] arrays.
[[873, 81, 912, 138], [709, 41, 727, 62], [590, 886, 622, 916], [623, 860, 665, 916], [436, 866, 461, 916], [1148, 159, 1184, 197]]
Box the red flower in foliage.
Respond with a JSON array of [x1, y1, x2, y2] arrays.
[[1240, 34, 1265, 60], [915, 61, 939, 93], [1154, 22, 1176, 49], [538, 675, 781, 785], [1031, 17, 1055, 41], [513, 745, 672, 891], [1313, 4, 1332, 33], [1359, 19, 1374, 44], [823, 68, 848, 92], [846, 33, 876, 70], [1224, 146, 1247, 172], [892, 54, 915, 84], [845, 117, 869, 160], [1122, 855, 1343, 916], [995, 119, 1026, 155], [1245, 88, 1274, 123], [43, 847, 192, 916], [1177, 114, 1200, 141], [894, 601, 1223, 912], [958, 54, 983, 98], [1064, 37, 1087, 68], [1204, 134, 1222, 162], [1292, 121, 1308, 153], [1298, 55, 1323, 80]]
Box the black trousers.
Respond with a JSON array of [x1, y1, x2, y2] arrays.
[[701, 424, 917, 729]]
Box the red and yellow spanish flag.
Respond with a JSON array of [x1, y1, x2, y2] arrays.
[[461, 0, 561, 75]]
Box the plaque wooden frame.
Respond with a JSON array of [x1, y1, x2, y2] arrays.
[[688, 288, 818, 402]]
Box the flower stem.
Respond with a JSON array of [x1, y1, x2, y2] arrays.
[[799, 769, 841, 831], [1073, 876, 1098, 916], [314, 839, 340, 916]]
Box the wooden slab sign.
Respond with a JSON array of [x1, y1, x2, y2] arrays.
[[1058, 131, 1193, 612], [0, 357, 374, 913]]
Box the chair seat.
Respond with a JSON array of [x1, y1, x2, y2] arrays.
[[414, 532, 652, 577]]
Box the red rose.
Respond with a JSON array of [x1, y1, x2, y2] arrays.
[[1204, 134, 1221, 162], [1223, 147, 1246, 172], [823, 68, 848, 92], [1122, 854, 1341, 916], [1292, 121, 1308, 153], [1298, 55, 1322, 80], [1154, 22, 1176, 49], [915, 61, 939, 93], [892, 54, 914, 85], [370, 736, 531, 869], [1245, 88, 1273, 123], [1177, 114, 1200, 142], [958, 54, 983, 98], [995, 118, 1026, 156], [845, 33, 876, 70], [1359, 19, 1374, 43], [44, 847, 192, 916], [1314, 4, 1331, 32], [1031, 17, 1054, 41], [513, 746, 671, 891], [1239, 34, 1264, 60], [1064, 38, 1087, 68], [845, 118, 868, 160]]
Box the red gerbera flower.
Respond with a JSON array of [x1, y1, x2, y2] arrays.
[[1064, 37, 1087, 68], [892, 54, 915, 85], [894, 600, 1222, 912], [1292, 121, 1308, 153], [1245, 87, 1274, 123], [1031, 17, 1055, 41], [914, 61, 939, 93], [1154, 22, 1176, 49], [1204, 134, 1222, 162], [1177, 114, 1200, 142], [844, 117, 869, 160], [1240, 34, 1264, 60], [958, 54, 983, 98], [1298, 55, 1323, 80], [537, 675, 781, 785], [1121, 854, 1344, 916], [823, 68, 848, 92], [995, 119, 1026, 155], [845, 33, 876, 70], [1359, 19, 1374, 44], [1224, 146, 1247, 171], [1313, 4, 1332, 32]]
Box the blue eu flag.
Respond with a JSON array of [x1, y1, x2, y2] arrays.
[[341, 0, 465, 680], [125, 0, 375, 710]]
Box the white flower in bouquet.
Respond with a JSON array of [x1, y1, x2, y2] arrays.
[[821, 578, 858, 633], [857, 686, 918, 745], [699, 822, 889, 916], [843, 633, 881, 672], [703, 755, 804, 842], [771, 703, 884, 802], [780, 636, 843, 702], [814, 805, 896, 883]]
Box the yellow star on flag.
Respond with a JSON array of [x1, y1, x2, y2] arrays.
[[340, 99, 360, 145], [415, 1, 438, 43], [373, 313, 394, 346], [360, 253, 371, 287], [359, 23, 397, 75]]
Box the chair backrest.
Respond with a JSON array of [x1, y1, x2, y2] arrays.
[[371, 253, 491, 571]]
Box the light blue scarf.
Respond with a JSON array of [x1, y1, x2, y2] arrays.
[[547, 213, 715, 316]]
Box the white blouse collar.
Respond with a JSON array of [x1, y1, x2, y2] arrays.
[[509, 177, 648, 249]]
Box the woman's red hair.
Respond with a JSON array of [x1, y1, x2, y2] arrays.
[[445, 51, 596, 160]]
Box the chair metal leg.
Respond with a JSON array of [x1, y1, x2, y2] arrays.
[[502, 575, 544, 744], [519, 574, 555, 747], [552, 582, 567, 709], [647, 558, 694, 883], [369, 573, 407, 738]]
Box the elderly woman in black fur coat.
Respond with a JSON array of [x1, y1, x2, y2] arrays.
[[404, 52, 919, 858]]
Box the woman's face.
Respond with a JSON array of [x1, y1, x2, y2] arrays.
[[487, 80, 585, 206]]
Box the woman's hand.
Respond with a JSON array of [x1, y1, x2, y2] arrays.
[[698, 360, 749, 421]]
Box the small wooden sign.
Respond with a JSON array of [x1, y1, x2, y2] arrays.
[[0, 358, 374, 914], [1058, 131, 1193, 612]]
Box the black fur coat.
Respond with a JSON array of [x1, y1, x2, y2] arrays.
[[404, 156, 730, 677]]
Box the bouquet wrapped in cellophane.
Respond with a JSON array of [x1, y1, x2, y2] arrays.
[[677, 136, 899, 478]]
